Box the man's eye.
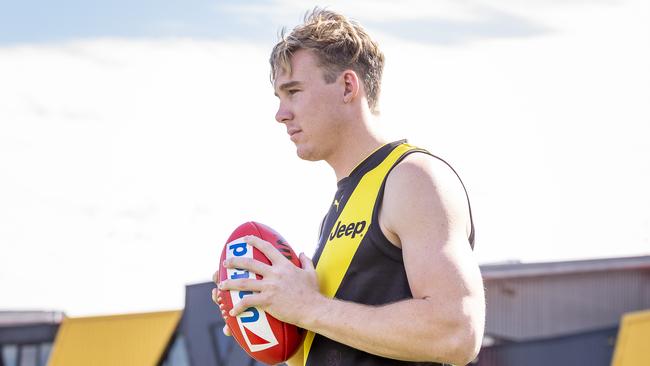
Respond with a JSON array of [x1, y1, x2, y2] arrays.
[[288, 89, 299, 95]]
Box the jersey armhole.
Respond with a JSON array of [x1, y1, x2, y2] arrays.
[[369, 149, 476, 262]]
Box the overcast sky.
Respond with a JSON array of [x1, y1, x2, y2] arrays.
[[1, 0, 649, 316]]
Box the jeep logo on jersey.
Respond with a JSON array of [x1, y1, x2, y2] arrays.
[[328, 220, 367, 241], [226, 239, 279, 352]]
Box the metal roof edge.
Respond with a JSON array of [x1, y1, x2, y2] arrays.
[[480, 255, 650, 280], [0, 311, 65, 326]]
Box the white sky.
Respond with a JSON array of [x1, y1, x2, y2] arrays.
[[0, 0, 648, 316]]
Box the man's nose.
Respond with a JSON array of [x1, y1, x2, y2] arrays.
[[275, 104, 293, 123]]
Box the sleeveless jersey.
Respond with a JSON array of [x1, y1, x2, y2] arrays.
[[303, 140, 475, 366]]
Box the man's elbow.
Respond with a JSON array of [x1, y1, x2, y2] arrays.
[[430, 318, 483, 365], [447, 287, 485, 364], [451, 324, 483, 365]]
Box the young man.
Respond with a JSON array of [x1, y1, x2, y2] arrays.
[[213, 9, 485, 366]]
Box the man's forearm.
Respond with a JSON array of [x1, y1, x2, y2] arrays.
[[299, 295, 480, 365]]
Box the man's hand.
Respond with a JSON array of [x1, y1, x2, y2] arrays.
[[212, 235, 321, 328], [212, 287, 304, 366], [211, 278, 233, 336]]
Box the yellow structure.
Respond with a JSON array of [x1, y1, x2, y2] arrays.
[[611, 309, 650, 366], [48, 310, 181, 366]]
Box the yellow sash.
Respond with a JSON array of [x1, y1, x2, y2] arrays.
[[303, 143, 415, 365]]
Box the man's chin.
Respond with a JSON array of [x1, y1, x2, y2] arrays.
[[295, 145, 320, 162]]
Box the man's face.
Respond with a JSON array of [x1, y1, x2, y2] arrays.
[[273, 49, 344, 161]]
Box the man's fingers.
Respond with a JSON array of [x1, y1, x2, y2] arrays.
[[223, 256, 272, 277], [299, 252, 315, 272], [212, 288, 231, 320], [219, 277, 265, 292], [222, 324, 232, 337], [219, 304, 228, 319], [230, 294, 265, 317], [244, 235, 286, 265], [211, 287, 219, 305]]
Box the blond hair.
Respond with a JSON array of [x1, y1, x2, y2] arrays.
[[270, 8, 385, 114]]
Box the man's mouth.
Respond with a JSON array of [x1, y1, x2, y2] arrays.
[[288, 128, 302, 137]]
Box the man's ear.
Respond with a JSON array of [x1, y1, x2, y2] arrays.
[[341, 70, 360, 103]]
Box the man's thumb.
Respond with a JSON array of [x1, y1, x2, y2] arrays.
[[299, 252, 315, 271]]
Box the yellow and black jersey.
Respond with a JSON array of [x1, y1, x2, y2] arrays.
[[304, 140, 475, 366]]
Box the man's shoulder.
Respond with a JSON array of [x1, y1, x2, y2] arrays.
[[382, 151, 471, 239], [389, 151, 462, 193]]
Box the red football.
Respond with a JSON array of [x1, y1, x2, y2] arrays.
[[218, 221, 305, 365]]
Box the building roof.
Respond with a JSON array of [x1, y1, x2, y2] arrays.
[[0, 311, 64, 326], [480, 255, 650, 280], [612, 309, 650, 366], [48, 310, 181, 366]]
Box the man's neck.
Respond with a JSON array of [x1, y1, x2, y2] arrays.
[[326, 128, 387, 182]]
